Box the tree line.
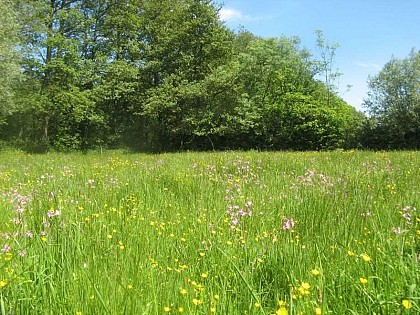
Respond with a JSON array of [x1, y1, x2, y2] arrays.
[[0, 0, 418, 152]]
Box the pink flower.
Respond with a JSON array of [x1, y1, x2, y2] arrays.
[[1, 244, 11, 252], [11, 217, 22, 224], [282, 217, 295, 230], [392, 227, 401, 234]]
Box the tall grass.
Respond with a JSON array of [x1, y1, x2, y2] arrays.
[[0, 150, 418, 314]]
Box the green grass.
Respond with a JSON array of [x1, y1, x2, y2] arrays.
[[0, 150, 419, 314]]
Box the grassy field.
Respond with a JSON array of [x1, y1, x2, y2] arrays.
[[0, 150, 418, 314]]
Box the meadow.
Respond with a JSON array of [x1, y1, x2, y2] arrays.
[[0, 150, 418, 315]]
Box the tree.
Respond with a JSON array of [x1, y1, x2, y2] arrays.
[[0, 0, 20, 122], [315, 30, 342, 107], [138, 0, 235, 150], [363, 49, 420, 149], [9, 0, 109, 151]]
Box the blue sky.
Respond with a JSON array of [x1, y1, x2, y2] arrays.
[[217, 0, 420, 112]]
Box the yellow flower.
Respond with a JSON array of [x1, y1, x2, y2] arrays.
[[210, 307, 216, 313], [179, 288, 187, 295], [315, 307, 322, 314], [361, 254, 371, 262], [164, 306, 171, 312], [0, 280, 7, 288], [201, 273, 208, 279], [359, 278, 368, 285], [311, 269, 320, 276], [214, 294, 220, 300], [178, 307, 184, 313], [402, 299, 412, 309], [301, 282, 311, 290], [192, 298, 202, 305], [127, 284, 133, 289], [254, 302, 261, 308], [276, 307, 288, 315], [76, 312, 82, 315], [347, 250, 355, 256]]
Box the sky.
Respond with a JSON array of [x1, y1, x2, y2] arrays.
[[217, 0, 420, 112]]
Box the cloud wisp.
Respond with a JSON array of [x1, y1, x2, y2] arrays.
[[219, 7, 268, 23], [354, 62, 382, 70], [219, 8, 243, 22]]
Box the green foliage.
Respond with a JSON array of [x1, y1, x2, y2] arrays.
[[363, 49, 420, 149], [0, 0, 21, 121], [0, 151, 419, 313], [3, 0, 365, 151]]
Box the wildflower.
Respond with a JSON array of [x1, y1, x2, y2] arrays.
[[282, 217, 295, 230], [361, 254, 371, 262], [301, 282, 311, 290], [359, 278, 368, 285], [178, 307, 184, 313], [76, 312, 82, 315], [311, 269, 320, 276], [402, 212, 411, 222], [127, 284, 133, 289], [347, 251, 355, 256], [1, 244, 11, 253], [179, 288, 187, 295], [201, 273, 208, 279], [47, 210, 61, 218], [11, 217, 22, 224], [276, 307, 288, 315], [315, 307, 322, 315], [402, 299, 412, 309], [192, 298, 202, 305], [0, 280, 7, 287], [210, 307, 216, 313], [254, 302, 261, 308], [164, 306, 170, 312], [392, 227, 402, 234], [214, 294, 220, 300]]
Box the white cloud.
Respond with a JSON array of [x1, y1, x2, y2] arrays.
[[219, 8, 243, 22], [354, 62, 382, 70]]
